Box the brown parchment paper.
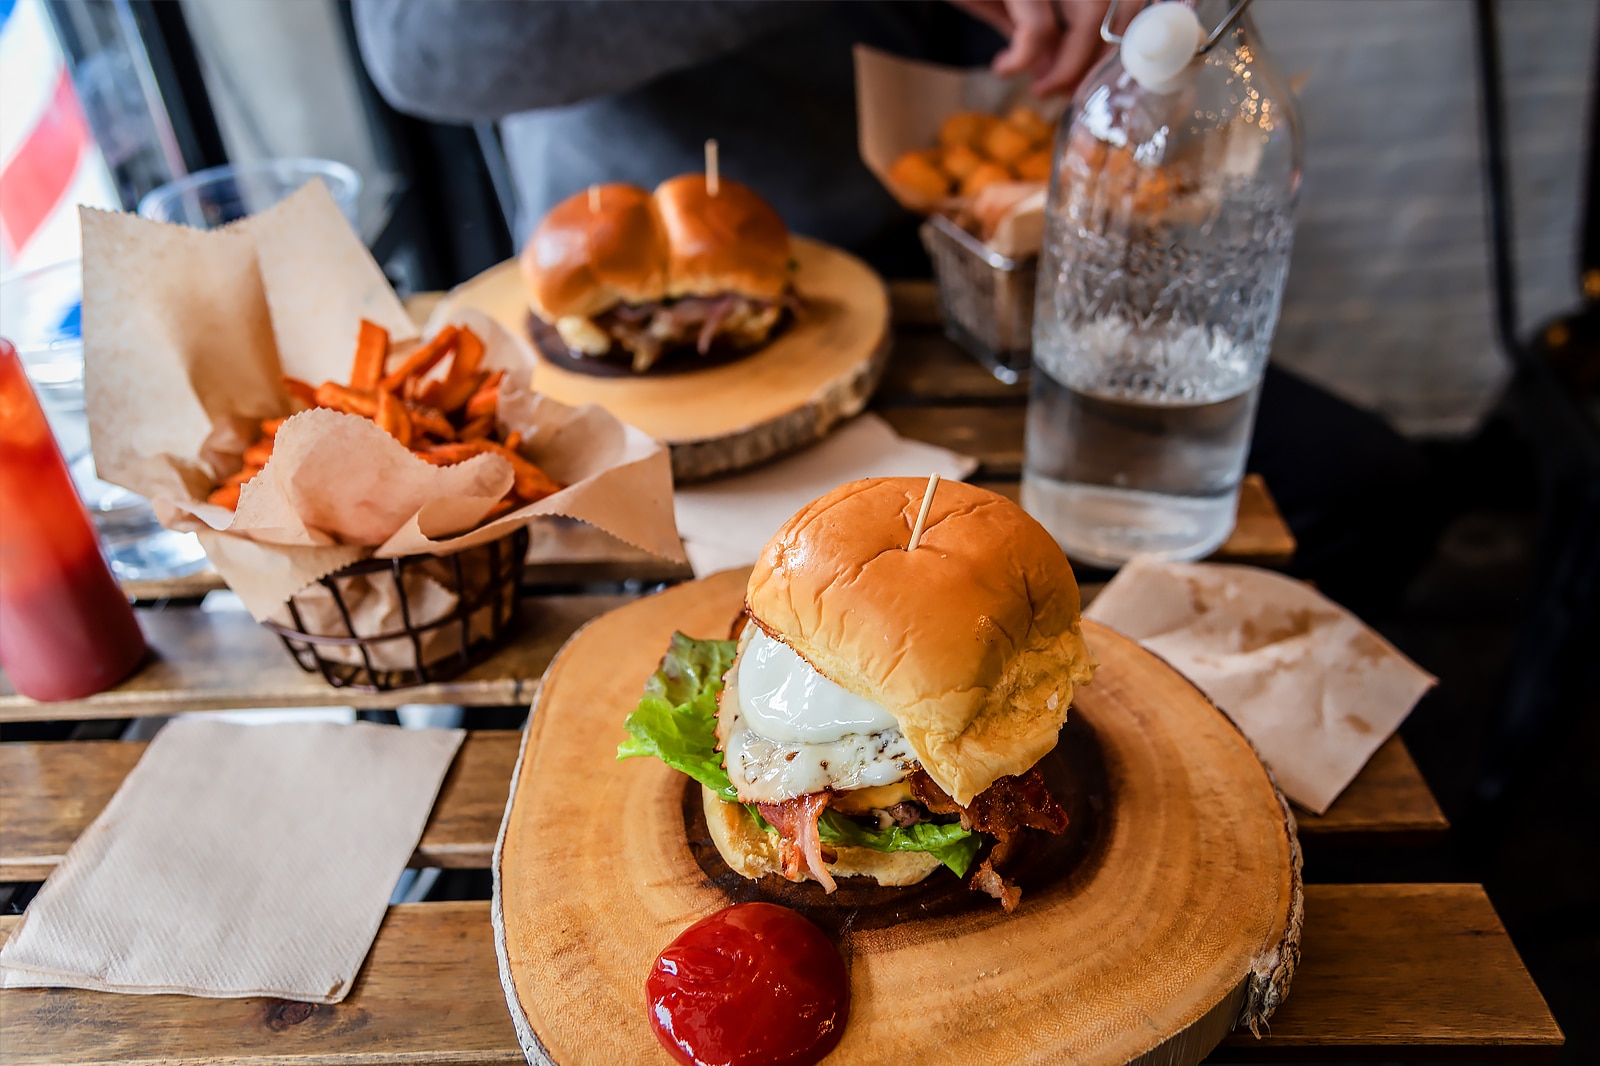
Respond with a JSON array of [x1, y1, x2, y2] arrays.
[[81, 183, 684, 624], [1084, 557, 1438, 814], [854, 44, 1049, 257]]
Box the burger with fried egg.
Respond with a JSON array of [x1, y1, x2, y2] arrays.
[[619, 477, 1096, 909]]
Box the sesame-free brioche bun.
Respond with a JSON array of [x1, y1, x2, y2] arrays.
[[653, 174, 791, 301], [702, 786, 942, 887], [746, 478, 1096, 807], [520, 176, 790, 322], [520, 183, 669, 321]]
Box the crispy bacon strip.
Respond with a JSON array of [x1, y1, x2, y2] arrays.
[[910, 767, 1067, 912], [757, 792, 836, 893], [970, 859, 1023, 912]]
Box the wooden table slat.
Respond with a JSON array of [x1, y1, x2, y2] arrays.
[[0, 734, 523, 882], [981, 473, 1296, 567], [876, 329, 1028, 404], [0, 595, 629, 722], [0, 902, 522, 1066], [1292, 733, 1448, 842], [1218, 884, 1563, 1059], [0, 731, 1439, 885], [0, 885, 1560, 1065]]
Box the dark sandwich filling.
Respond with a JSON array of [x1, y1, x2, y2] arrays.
[[561, 291, 801, 372]]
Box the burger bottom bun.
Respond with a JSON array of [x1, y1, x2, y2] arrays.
[[701, 786, 942, 887]]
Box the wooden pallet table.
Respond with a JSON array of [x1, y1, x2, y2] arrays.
[[0, 285, 1559, 1063], [0, 886, 1563, 1064]]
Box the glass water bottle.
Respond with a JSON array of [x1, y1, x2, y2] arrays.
[[1023, 0, 1302, 567]]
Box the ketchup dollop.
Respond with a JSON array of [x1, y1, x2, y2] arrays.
[[647, 902, 849, 1066]]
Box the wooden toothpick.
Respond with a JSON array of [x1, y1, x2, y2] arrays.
[[588, 183, 601, 212], [907, 473, 942, 551], [705, 139, 720, 197]]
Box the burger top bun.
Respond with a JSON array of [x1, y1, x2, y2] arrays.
[[520, 176, 790, 321], [653, 175, 791, 301], [746, 478, 1096, 807], [520, 183, 669, 321]]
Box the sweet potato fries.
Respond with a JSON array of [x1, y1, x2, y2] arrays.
[[207, 320, 562, 520]]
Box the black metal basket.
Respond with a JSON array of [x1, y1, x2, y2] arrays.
[[260, 525, 529, 692]]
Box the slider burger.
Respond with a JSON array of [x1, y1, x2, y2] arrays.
[[520, 176, 794, 373], [620, 478, 1096, 910]]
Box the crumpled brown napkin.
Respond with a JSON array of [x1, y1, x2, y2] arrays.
[[1084, 557, 1437, 814], [0, 719, 462, 1003]]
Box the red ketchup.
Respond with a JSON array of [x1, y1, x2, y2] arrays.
[[647, 902, 849, 1066], [0, 339, 146, 700]]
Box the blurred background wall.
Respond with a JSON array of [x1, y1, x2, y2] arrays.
[[1257, 0, 1596, 437]]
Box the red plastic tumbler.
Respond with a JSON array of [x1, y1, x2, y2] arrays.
[[0, 337, 146, 700]]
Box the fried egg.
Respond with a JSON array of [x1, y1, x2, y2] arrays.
[[718, 626, 918, 804]]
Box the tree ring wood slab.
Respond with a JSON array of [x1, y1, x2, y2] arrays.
[[493, 569, 1303, 1066], [439, 238, 892, 483]]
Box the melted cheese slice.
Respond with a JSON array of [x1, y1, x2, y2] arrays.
[[719, 628, 917, 804]]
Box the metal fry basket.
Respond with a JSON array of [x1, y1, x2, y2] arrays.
[[920, 214, 1038, 384], [260, 525, 530, 692]]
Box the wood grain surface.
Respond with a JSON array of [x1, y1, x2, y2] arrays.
[[1219, 884, 1564, 1059], [496, 570, 1301, 1066], [0, 595, 629, 723], [0, 888, 1558, 1064]]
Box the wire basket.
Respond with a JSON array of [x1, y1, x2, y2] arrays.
[[920, 215, 1037, 384], [260, 525, 530, 692]]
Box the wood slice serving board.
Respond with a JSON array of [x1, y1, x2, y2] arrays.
[[439, 237, 892, 482], [493, 569, 1303, 1066]]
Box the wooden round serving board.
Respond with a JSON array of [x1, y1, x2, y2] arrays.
[[438, 237, 892, 483], [493, 569, 1303, 1066]]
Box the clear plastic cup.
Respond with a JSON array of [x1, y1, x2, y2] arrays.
[[0, 259, 209, 581], [136, 157, 361, 229]]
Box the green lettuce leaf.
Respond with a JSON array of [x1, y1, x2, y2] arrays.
[[617, 632, 741, 801], [818, 812, 983, 878], [618, 632, 981, 875]]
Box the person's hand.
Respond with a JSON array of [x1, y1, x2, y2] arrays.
[[951, 0, 1135, 98]]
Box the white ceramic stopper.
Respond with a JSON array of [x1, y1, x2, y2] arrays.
[[1121, 2, 1204, 92]]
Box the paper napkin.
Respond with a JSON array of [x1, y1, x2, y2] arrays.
[[0, 719, 463, 1002], [1084, 557, 1437, 814], [674, 414, 978, 576]]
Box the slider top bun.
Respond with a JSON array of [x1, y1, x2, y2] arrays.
[[653, 174, 790, 301], [521, 183, 669, 320], [746, 478, 1096, 807]]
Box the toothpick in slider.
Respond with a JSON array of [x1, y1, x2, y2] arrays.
[[906, 473, 942, 551], [588, 183, 601, 212], [705, 138, 720, 197]]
